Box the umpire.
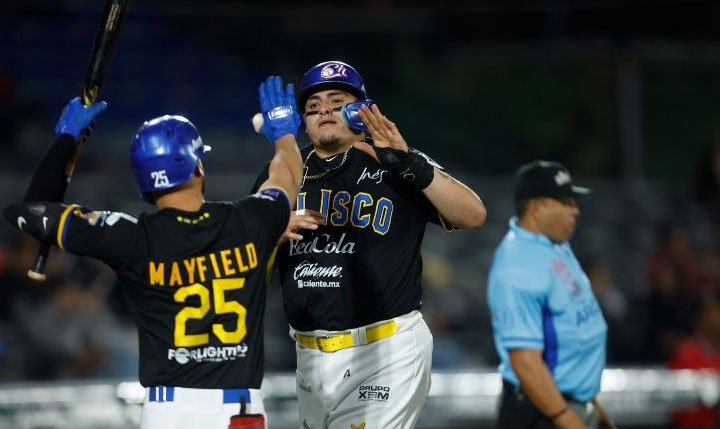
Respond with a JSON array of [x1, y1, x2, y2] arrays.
[[487, 160, 617, 429]]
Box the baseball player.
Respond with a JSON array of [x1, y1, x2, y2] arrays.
[[252, 61, 487, 429], [487, 160, 616, 429], [4, 76, 303, 429]]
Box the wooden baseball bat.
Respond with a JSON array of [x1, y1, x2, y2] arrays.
[[27, 0, 130, 281]]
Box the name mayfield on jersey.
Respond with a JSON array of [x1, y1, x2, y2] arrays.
[[45, 191, 289, 389]]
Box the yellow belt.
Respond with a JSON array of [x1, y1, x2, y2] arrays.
[[295, 320, 398, 353]]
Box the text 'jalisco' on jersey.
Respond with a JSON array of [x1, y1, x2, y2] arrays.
[[55, 190, 290, 389], [252, 146, 443, 332]]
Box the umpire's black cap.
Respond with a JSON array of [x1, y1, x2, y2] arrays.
[[514, 160, 591, 200]]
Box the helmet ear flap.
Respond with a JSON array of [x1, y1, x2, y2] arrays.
[[341, 99, 374, 133]]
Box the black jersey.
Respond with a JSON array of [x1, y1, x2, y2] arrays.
[[253, 146, 443, 331], [55, 191, 289, 389]]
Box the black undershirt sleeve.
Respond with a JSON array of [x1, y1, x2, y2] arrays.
[[24, 134, 77, 202]]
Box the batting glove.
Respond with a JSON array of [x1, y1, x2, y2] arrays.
[[54, 97, 108, 140], [257, 76, 301, 144]]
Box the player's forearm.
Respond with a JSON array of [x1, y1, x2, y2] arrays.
[[274, 134, 303, 192], [262, 134, 303, 203], [422, 169, 486, 229], [24, 134, 77, 202], [509, 349, 588, 429]]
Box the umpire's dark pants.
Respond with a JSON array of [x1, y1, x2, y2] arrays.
[[496, 380, 598, 429]]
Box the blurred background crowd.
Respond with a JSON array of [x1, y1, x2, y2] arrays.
[[2, 0, 720, 427]]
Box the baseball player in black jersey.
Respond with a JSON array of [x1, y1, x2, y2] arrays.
[[4, 76, 303, 429], [252, 61, 487, 429]]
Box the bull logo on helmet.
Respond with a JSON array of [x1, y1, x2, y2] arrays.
[[320, 63, 348, 80]]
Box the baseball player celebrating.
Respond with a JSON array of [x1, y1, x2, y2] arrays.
[[487, 160, 616, 429], [252, 61, 487, 429], [4, 76, 303, 429]]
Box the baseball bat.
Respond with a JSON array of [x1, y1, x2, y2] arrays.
[[27, 0, 130, 281]]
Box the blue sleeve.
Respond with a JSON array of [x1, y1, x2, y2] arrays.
[[488, 250, 552, 351]]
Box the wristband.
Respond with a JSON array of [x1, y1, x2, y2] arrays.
[[549, 406, 568, 421], [374, 147, 435, 190]]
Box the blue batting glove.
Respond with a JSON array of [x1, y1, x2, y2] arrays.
[[257, 76, 301, 144], [54, 97, 108, 140]]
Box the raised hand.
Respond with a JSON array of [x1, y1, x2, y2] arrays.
[[358, 103, 408, 152], [354, 103, 435, 190], [257, 76, 301, 144], [54, 97, 108, 140]]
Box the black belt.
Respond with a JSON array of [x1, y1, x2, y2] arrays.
[[503, 380, 589, 405]]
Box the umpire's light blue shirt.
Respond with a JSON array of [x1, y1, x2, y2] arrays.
[[487, 217, 607, 402]]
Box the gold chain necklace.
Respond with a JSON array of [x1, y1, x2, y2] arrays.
[[302, 148, 350, 183]]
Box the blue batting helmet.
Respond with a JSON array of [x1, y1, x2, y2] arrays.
[[130, 115, 211, 201], [297, 61, 367, 111]]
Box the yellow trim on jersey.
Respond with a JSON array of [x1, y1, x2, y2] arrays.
[[175, 211, 210, 224], [56, 204, 79, 251]]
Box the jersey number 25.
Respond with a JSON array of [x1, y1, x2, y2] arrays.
[[173, 278, 247, 347]]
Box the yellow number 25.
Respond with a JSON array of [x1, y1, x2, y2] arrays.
[[173, 278, 247, 347]]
